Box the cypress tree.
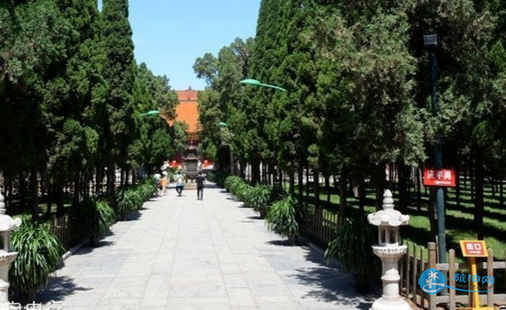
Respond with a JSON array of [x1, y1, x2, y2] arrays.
[[101, 0, 136, 190]]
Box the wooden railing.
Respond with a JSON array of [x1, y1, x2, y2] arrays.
[[301, 205, 337, 249], [400, 242, 430, 308], [400, 242, 506, 309], [49, 214, 79, 248]]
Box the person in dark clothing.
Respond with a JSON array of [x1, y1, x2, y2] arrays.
[[196, 172, 206, 200]]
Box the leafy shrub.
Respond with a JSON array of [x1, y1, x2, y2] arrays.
[[246, 185, 274, 217], [10, 220, 66, 296], [71, 197, 116, 241], [115, 187, 140, 220], [136, 177, 158, 202], [265, 195, 301, 243], [324, 216, 379, 278], [224, 175, 244, 194], [235, 182, 253, 203]]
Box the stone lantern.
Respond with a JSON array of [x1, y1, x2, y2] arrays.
[[0, 192, 21, 307], [367, 189, 411, 310]]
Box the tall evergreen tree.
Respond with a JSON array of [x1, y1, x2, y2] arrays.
[[39, 0, 105, 213], [194, 38, 254, 176], [0, 0, 71, 217], [101, 0, 136, 190]]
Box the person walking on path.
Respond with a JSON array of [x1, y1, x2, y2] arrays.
[[175, 171, 185, 196], [196, 172, 206, 200], [159, 171, 168, 196]]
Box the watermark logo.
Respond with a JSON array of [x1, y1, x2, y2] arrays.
[[418, 268, 445, 295], [419, 268, 494, 294], [2, 301, 62, 309], [451, 273, 494, 292]]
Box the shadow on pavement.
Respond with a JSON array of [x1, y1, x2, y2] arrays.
[[292, 247, 377, 307], [203, 183, 221, 189], [126, 210, 142, 221], [266, 239, 294, 247], [292, 264, 377, 308], [34, 275, 91, 304], [72, 240, 116, 256]]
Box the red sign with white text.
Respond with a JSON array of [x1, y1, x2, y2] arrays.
[[460, 240, 488, 257], [423, 168, 456, 187]]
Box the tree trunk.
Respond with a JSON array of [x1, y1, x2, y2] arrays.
[[500, 179, 504, 206], [416, 166, 422, 211], [469, 160, 474, 201], [289, 171, 295, 196], [73, 174, 80, 208], [56, 185, 65, 216], [251, 158, 260, 185], [30, 168, 39, 222], [338, 174, 347, 226], [455, 165, 461, 208], [7, 177, 13, 213], [46, 185, 54, 217], [374, 164, 385, 211], [278, 168, 283, 191], [107, 164, 116, 196], [358, 174, 366, 217], [398, 160, 407, 213], [429, 188, 437, 242], [474, 156, 484, 240], [297, 163, 303, 206], [305, 164, 310, 208], [314, 170, 320, 211], [19, 173, 26, 212], [239, 158, 246, 179], [95, 166, 103, 195], [325, 175, 330, 204]]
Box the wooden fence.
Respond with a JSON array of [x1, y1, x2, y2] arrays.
[[301, 205, 337, 249], [49, 214, 80, 248], [401, 242, 506, 309]]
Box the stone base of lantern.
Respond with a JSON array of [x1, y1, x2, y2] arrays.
[[371, 296, 412, 310]]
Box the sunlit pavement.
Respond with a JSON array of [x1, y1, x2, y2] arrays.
[[36, 182, 375, 309]]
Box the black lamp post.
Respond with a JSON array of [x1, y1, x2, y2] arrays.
[[424, 33, 446, 264]]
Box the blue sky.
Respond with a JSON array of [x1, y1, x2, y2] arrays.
[[127, 1, 261, 91]]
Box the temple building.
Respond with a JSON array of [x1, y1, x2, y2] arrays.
[[172, 87, 204, 171], [175, 87, 200, 144]]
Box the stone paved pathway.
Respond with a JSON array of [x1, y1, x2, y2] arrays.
[[36, 183, 376, 309]]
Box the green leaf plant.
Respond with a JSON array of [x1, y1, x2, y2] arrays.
[[9, 219, 66, 300], [265, 195, 301, 245]]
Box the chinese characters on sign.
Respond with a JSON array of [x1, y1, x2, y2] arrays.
[[460, 240, 488, 257], [423, 168, 456, 187]]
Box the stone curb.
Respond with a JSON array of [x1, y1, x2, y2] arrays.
[[60, 238, 88, 263]]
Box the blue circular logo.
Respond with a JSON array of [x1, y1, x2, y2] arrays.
[[419, 268, 445, 295]]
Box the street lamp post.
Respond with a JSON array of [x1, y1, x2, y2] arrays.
[[424, 33, 446, 264], [240, 78, 287, 185]]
